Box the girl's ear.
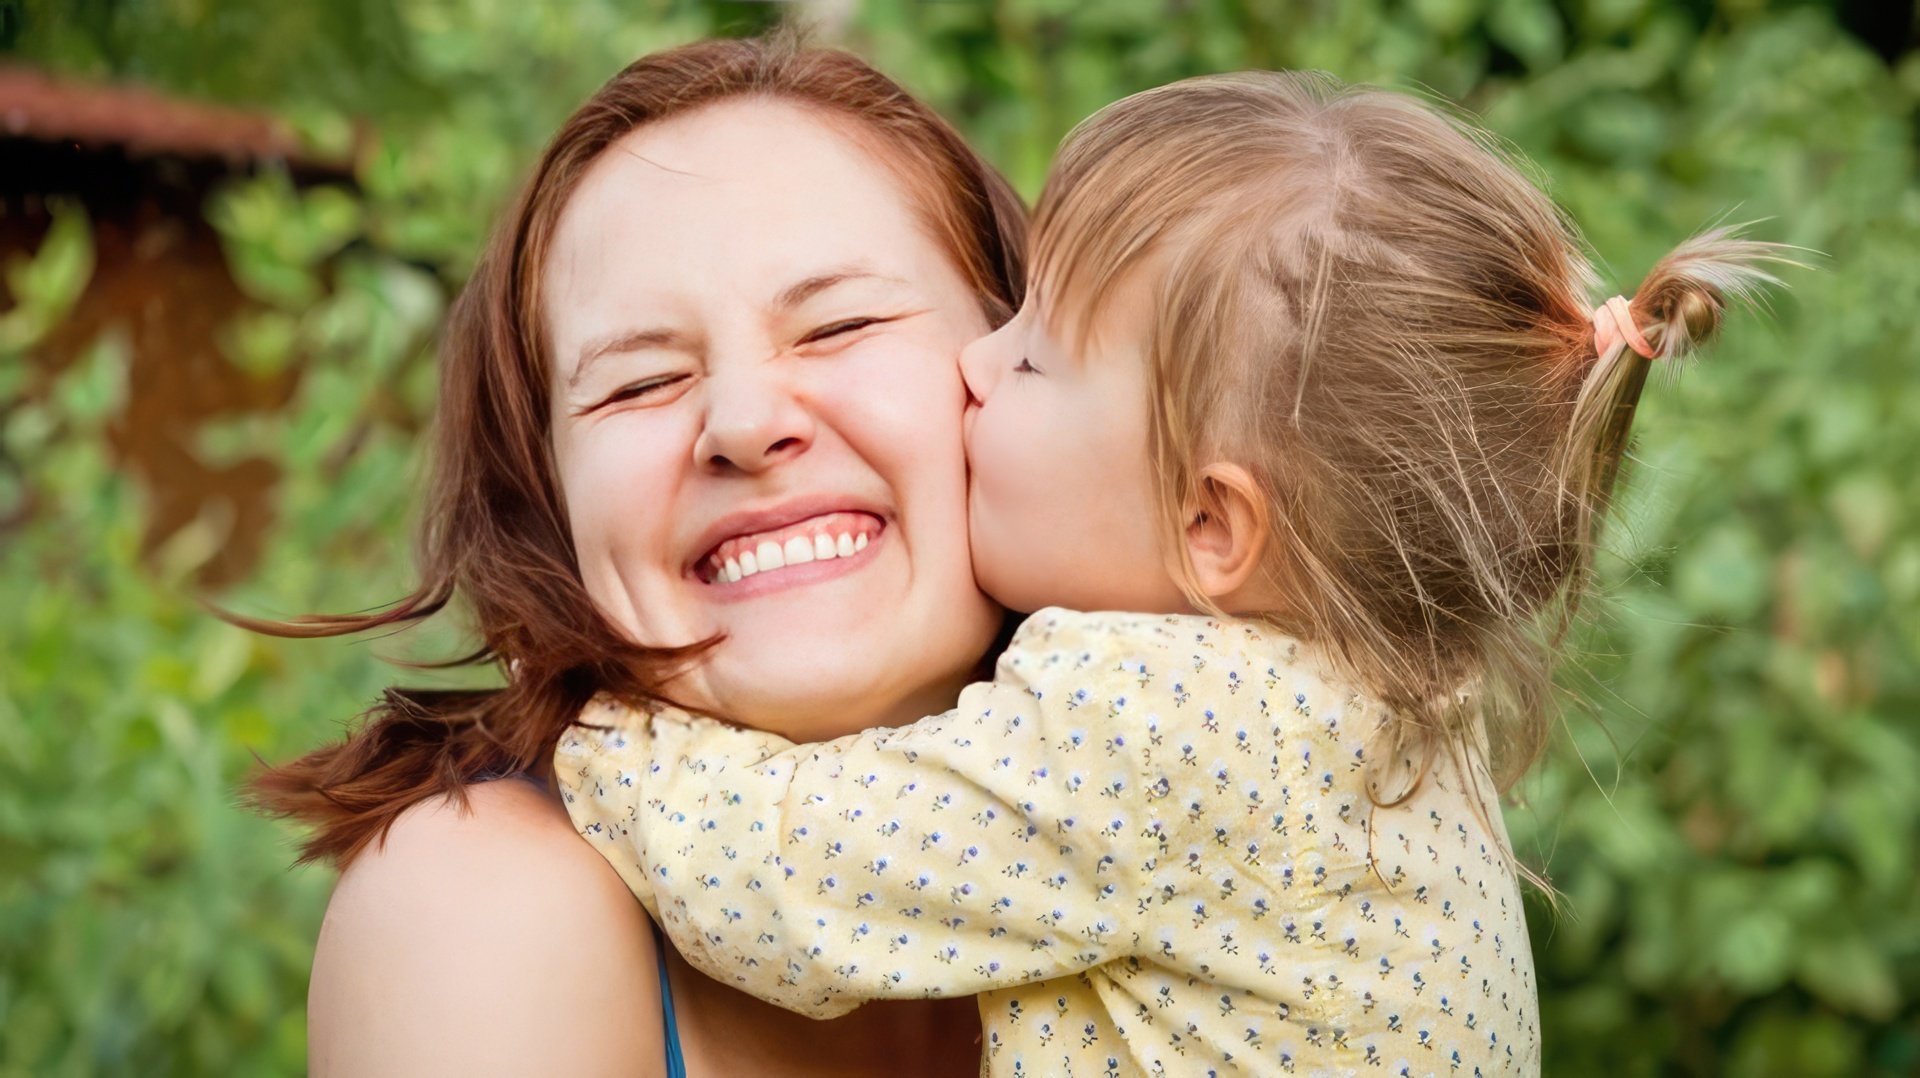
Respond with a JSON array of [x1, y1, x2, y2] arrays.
[[1181, 462, 1270, 602]]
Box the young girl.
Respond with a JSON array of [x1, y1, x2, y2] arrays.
[[556, 71, 1779, 1076]]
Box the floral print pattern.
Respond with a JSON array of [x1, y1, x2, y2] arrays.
[[556, 609, 1540, 1076]]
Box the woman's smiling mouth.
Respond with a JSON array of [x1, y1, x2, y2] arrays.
[[697, 510, 885, 587]]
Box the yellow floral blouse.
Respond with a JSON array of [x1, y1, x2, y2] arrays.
[[556, 609, 1540, 1077]]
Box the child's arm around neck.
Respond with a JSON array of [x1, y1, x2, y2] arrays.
[[556, 608, 1196, 1015]]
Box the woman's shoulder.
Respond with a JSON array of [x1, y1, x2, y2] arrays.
[[323, 774, 638, 916], [308, 777, 665, 1076]]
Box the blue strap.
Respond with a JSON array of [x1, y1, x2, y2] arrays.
[[653, 922, 688, 1078]]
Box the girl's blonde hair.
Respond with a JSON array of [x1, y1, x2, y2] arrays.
[[1034, 71, 1785, 798]]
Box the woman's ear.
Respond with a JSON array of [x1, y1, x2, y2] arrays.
[[1180, 462, 1270, 603]]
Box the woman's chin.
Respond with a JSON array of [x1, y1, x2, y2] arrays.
[[696, 648, 943, 742], [691, 611, 995, 743]]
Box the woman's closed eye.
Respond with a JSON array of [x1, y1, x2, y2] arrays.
[[582, 373, 691, 414], [1014, 357, 1043, 376], [798, 315, 892, 346]]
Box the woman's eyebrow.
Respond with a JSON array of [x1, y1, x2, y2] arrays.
[[569, 327, 688, 390], [773, 265, 909, 311]]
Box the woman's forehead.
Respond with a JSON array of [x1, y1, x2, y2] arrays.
[[539, 99, 956, 372], [551, 102, 932, 291]]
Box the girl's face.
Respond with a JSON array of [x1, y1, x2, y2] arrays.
[[545, 99, 1003, 741], [959, 283, 1192, 615]]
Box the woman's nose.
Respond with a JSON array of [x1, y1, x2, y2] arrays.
[[693, 369, 814, 473]]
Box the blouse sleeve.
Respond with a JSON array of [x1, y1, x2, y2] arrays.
[[553, 610, 1164, 1018]]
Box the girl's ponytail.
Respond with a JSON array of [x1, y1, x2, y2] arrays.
[[1559, 227, 1794, 533]]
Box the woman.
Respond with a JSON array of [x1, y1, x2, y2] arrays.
[[249, 37, 1026, 1075]]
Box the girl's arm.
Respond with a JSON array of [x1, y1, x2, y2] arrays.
[[555, 609, 1168, 1017]]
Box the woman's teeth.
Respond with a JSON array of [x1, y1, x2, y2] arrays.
[[712, 531, 869, 584]]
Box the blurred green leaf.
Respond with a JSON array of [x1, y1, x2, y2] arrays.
[[0, 200, 94, 354], [49, 332, 129, 427]]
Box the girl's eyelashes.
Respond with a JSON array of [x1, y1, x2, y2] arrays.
[[1014, 357, 1043, 376]]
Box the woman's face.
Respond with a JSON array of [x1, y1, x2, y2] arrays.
[[544, 98, 1002, 741]]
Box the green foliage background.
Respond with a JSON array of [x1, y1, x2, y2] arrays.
[[2, 0, 1915, 1074]]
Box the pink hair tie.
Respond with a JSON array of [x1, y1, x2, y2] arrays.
[[1592, 294, 1655, 359]]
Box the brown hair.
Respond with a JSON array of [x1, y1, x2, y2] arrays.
[[1031, 71, 1786, 802], [236, 35, 1028, 867]]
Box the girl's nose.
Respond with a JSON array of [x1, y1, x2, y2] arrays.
[[957, 326, 1002, 406], [694, 367, 814, 473]]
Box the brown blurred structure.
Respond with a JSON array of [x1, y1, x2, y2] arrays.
[[0, 66, 354, 586]]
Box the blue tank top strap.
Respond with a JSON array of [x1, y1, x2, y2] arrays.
[[653, 920, 688, 1078]]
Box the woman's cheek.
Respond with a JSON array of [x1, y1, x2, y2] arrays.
[[559, 420, 687, 591], [826, 339, 969, 472], [568, 421, 654, 513]]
